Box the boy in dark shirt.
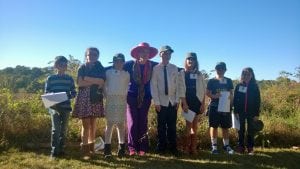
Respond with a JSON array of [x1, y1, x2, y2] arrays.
[[206, 62, 234, 155]]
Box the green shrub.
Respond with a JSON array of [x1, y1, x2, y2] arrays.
[[0, 89, 50, 148], [261, 83, 300, 118], [0, 82, 299, 150]]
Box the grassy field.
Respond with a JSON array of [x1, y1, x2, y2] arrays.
[[0, 82, 299, 169], [0, 146, 299, 169]]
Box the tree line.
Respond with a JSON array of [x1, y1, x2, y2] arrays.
[[0, 55, 299, 93]]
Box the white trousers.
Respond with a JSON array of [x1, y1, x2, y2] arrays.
[[104, 121, 125, 144]]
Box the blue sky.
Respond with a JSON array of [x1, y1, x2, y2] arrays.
[[0, 0, 299, 80]]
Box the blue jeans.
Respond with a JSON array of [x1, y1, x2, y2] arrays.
[[49, 108, 70, 156]]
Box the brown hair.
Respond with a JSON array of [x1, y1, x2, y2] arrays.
[[184, 55, 199, 72], [240, 67, 257, 83], [54, 56, 68, 68], [84, 47, 100, 62]]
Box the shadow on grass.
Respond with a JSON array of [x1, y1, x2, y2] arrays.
[[10, 145, 300, 169]]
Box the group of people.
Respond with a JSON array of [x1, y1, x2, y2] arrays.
[[45, 42, 261, 160]]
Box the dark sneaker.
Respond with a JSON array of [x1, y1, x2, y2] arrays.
[[223, 145, 234, 154], [211, 149, 219, 154], [59, 151, 66, 156], [171, 149, 181, 157], [50, 154, 58, 160], [117, 144, 126, 157], [248, 147, 254, 155], [104, 144, 112, 158], [236, 146, 245, 154], [156, 147, 167, 155]]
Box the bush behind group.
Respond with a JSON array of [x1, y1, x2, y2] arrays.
[[0, 81, 299, 151]]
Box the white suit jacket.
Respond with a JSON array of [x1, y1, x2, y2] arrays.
[[151, 63, 182, 106]]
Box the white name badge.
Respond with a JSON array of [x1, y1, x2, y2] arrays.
[[238, 86, 247, 93], [219, 78, 227, 84], [190, 74, 197, 79]]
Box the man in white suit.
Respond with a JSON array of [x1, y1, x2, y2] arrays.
[[151, 45, 181, 156]]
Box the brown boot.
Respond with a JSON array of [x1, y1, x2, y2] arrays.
[[82, 144, 91, 160], [183, 134, 191, 154], [190, 134, 197, 155]]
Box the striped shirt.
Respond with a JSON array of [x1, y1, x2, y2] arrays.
[[45, 74, 76, 112]]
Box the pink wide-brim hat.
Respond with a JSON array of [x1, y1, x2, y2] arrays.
[[130, 42, 158, 59]]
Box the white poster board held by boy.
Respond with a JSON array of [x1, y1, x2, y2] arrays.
[[218, 91, 230, 112], [41, 92, 68, 108]]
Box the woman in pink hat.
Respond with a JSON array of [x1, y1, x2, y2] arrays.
[[123, 42, 158, 156]]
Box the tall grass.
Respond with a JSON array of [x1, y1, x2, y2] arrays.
[[258, 82, 300, 147], [0, 82, 299, 151]]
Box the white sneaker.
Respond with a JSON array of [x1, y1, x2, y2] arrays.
[[248, 152, 254, 155], [248, 148, 254, 155]]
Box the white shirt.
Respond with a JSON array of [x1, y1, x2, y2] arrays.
[[105, 68, 130, 96], [151, 63, 182, 106]]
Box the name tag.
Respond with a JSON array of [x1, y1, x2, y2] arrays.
[[219, 78, 227, 84], [190, 74, 197, 79], [238, 86, 247, 93]]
